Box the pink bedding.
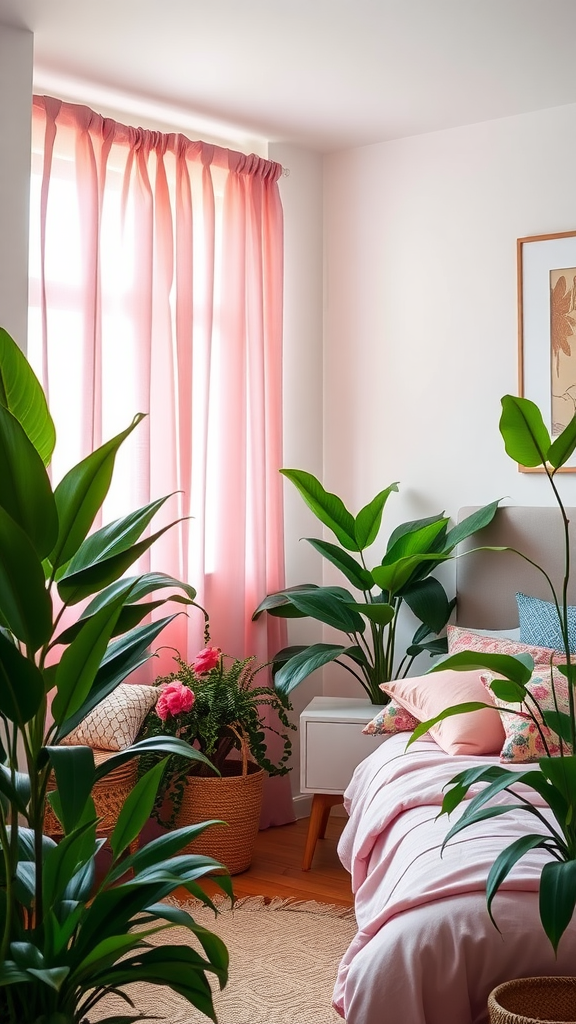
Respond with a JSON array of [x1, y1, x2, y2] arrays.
[[333, 733, 576, 1024]]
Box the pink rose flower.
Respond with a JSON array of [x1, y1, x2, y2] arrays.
[[193, 646, 221, 674], [156, 680, 195, 721]]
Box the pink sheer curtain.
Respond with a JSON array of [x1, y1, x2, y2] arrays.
[[29, 95, 294, 827]]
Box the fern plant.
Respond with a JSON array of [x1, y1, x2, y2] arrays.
[[138, 648, 296, 823]]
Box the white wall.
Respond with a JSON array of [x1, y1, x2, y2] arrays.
[[0, 24, 34, 348], [322, 102, 576, 696], [269, 143, 324, 803]]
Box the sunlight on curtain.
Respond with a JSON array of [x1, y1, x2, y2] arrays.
[[29, 95, 293, 826]]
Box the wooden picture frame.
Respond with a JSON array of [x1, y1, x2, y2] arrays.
[[518, 230, 576, 473]]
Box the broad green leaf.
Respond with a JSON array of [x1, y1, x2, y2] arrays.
[[89, 946, 218, 1021], [542, 709, 574, 746], [499, 395, 551, 468], [278, 589, 365, 632], [42, 818, 99, 910], [382, 518, 449, 565], [428, 650, 534, 686], [57, 519, 184, 605], [10, 941, 44, 969], [372, 552, 451, 596], [0, 960, 32, 985], [0, 504, 52, 649], [110, 759, 168, 859], [386, 513, 446, 554], [92, 736, 218, 782], [55, 614, 180, 740], [548, 411, 576, 470], [440, 764, 510, 816], [108, 822, 224, 882], [443, 802, 538, 847], [280, 469, 357, 550], [271, 645, 309, 671], [305, 538, 374, 590], [354, 483, 399, 550], [0, 403, 58, 557], [26, 965, 70, 991], [139, 901, 229, 980], [0, 326, 56, 465], [81, 572, 199, 618], [539, 756, 576, 805], [49, 413, 145, 571], [406, 637, 449, 658], [489, 678, 527, 702], [346, 602, 395, 626], [487, 835, 552, 929], [54, 598, 167, 646], [0, 631, 44, 723], [402, 577, 451, 633], [274, 643, 349, 693], [52, 584, 134, 723], [540, 859, 576, 952], [43, 746, 95, 834], [60, 495, 172, 579], [442, 500, 501, 553], [0, 765, 30, 816], [405, 701, 491, 747]]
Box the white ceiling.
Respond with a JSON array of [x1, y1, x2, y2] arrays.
[[1, 0, 576, 153]]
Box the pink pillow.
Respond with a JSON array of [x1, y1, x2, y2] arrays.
[[447, 625, 563, 665], [380, 669, 505, 756], [482, 667, 571, 763], [363, 700, 419, 736]]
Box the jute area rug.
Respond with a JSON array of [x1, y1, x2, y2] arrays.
[[91, 896, 357, 1024]]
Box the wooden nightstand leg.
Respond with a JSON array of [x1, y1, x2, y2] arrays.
[[302, 793, 344, 871]]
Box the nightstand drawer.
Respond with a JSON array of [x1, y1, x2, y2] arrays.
[[303, 719, 384, 792]]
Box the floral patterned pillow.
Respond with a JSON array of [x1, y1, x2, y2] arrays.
[[363, 700, 419, 736], [447, 625, 564, 665], [482, 666, 571, 763]]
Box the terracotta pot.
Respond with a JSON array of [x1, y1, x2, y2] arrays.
[[488, 977, 576, 1023]]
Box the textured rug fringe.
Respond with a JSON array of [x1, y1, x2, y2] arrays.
[[167, 892, 356, 921]]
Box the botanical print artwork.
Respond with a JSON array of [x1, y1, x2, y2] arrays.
[[551, 266, 576, 434]]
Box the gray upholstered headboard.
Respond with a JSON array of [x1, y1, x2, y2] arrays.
[[455, 506, 576, 629]]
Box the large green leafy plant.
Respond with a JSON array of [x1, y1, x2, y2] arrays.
[[409, 394, 576, 954], [0, 328, 232, 1024], [253, 469, 498, 704], [138, 646, 295, 822]]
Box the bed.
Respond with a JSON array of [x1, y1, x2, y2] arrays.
[[332, 506, 576, 1024]]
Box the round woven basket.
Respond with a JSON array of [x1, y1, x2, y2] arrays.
[[175, 758, 265, 875], [488, 977, 576, 1023], [44, 749, 138, 842]]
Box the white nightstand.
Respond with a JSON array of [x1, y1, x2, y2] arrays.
[[299, 696, 387, 870]]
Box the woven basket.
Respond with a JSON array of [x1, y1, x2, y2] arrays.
[[175, 754, 265, 876], [488, 977, 576, 1023], [44, 749, 138, 844]]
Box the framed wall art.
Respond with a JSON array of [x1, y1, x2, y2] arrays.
[[518, 230, 576, 472]]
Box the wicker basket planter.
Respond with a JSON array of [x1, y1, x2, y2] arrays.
[[488, 977, 576, 1023], [175, 758, 265, 875]]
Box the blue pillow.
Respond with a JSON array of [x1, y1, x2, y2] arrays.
[[516, 592, 576, 654]]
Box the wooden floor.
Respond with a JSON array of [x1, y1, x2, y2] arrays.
[[199, 814, 354, 907]]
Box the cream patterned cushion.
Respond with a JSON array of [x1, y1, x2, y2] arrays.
[[60, 683, 158, 751]]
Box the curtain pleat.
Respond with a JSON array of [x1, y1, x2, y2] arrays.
[[30, 95, 294, 826]]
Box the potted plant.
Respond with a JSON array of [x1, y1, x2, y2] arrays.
[[253, 468, 499, 703], [0, 327, 232, 1024], [137, 645, 296, 873], [409, 395, 576, 1023]]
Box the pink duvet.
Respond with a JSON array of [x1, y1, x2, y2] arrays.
[[333, 733, 576, 1024]]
